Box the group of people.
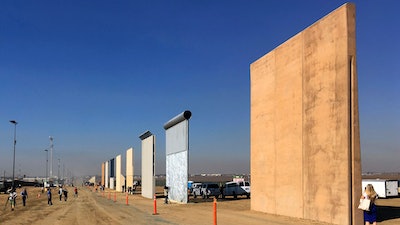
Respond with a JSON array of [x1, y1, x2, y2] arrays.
[[46, 186, 67, 206], [7, 185, 79, 210], [46, 185, 78, 205], [7, 188, 28, 211]]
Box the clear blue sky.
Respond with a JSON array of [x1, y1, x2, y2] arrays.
[[0, 1, 399, 177]]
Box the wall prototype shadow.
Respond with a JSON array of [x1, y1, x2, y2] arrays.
[[377, 205, 400, 222]]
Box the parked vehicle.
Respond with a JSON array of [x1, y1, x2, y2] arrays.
[[0, 181, 12, 194], [201, 183, 221, 199], [362, 179, 398, 198], [191, 183, 202, 198], [222, 181, 250, 199], [0, 182, 6, 193]]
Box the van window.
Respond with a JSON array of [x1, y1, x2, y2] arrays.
[[227, 183, 236, 188], [208, 184, 219, 188], [244, 182, 250, 186]]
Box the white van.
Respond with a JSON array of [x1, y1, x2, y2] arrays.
[[222, 181, 250, 199], [191, 183, 202, 198], [362, 179, 398, 198]]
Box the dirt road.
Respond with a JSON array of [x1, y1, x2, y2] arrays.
[[1, 187, 400, 225]]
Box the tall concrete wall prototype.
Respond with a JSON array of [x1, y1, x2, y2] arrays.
[[105, 161, 109, 188], [110, 158, 115, 178], [116, 154, 122, 192], [101, 162, 105, 186], [109, 158, 115, 189], [109, 177, 115, 190], [250, 3, 361, 225], [126, 148, 134, 190], [139, 131, 155, 199], [164, 111, 192, 204]]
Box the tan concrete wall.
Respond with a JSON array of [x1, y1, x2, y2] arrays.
[[101, 162, 105, 186], [126, 148, 134, 190], [250, 3, 362, 225]]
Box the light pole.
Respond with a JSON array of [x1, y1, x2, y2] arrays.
[[58, 158, 60, 183], [49, 136, 53, 178], [9, 120, 17, 189], [44, 149, 49, 185]]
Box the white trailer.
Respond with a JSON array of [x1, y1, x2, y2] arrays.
[[362, 179, 398, 198]]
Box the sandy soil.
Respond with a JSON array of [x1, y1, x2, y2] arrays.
[[1, 186, 399, 225]]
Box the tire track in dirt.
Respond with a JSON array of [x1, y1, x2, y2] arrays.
[[90, 190, 178, 225]]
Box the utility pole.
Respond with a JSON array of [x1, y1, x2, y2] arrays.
[[10, 120, 17, 189], [44, 149, 48, 185], [58, 158, 60, 183], [49, 136, 53, 178]]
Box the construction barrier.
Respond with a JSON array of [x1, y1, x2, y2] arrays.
[[153, 194, 158, 215], [213, 197, 217, 225]]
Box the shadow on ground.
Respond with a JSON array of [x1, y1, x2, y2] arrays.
[[377, 205, 400, 222]]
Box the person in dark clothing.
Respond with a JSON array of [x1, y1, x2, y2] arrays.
[[21, 188, 28, 206], [47, 188, 53, 205], [63, 189, 68, 201]]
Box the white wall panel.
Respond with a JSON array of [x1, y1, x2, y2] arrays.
[[116, 154, 122, 192], [141, 135, 155, 199]]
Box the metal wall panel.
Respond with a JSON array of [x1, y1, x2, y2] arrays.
[[164, 111, 191, 204], [166, 121, 188, 155]]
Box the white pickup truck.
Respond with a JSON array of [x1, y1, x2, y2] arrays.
[[222, 181, 250, 199]]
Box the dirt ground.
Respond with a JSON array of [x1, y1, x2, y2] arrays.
[[1, 186, 399, 225]]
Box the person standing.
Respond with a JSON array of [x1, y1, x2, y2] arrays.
[[21, 188, 28, 206], [58, 186, 63, 201], [74, 187, 78, 197], [361, 184, 378, 225], [9, 189, 17, 211], [63, 189, 68, 201], [164, 186, 169, 204], [47, 188, 53, 205]]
